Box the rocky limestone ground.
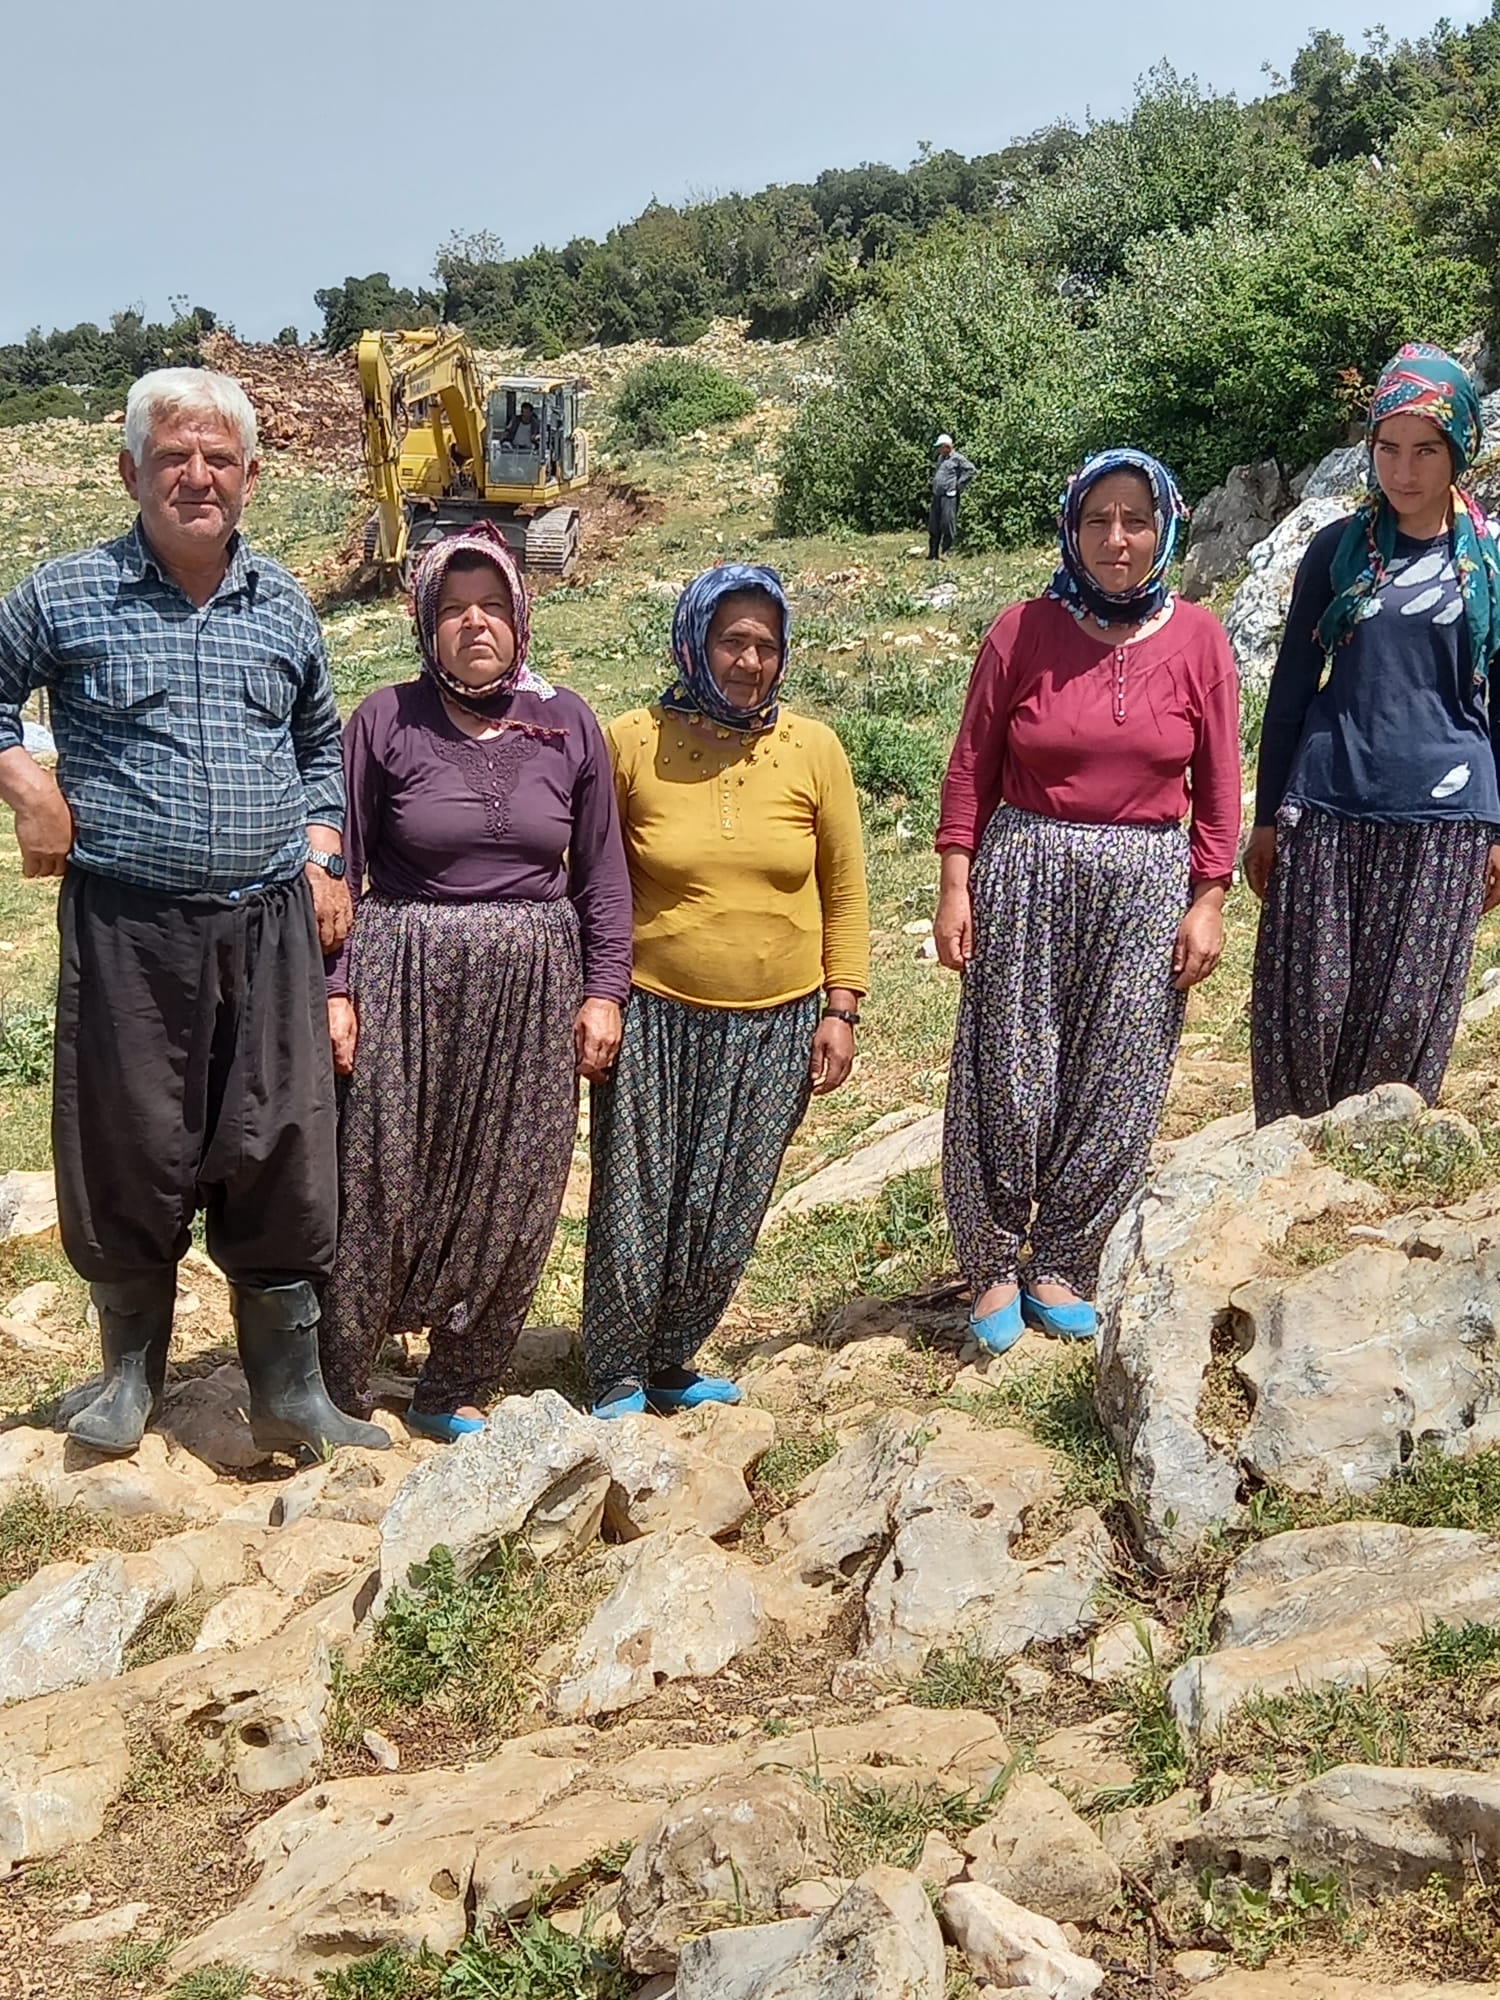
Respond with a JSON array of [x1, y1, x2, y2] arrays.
[[10, 333, 1500, 1996], [5, 1090, 1500, 1995]]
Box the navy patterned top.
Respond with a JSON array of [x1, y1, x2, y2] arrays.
[[1256, 515, 1500, 829], [0, 520, 345, 892]]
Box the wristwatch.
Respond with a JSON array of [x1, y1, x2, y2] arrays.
[[306, 847, 347, 879], [823, 1005, 861, 1028]]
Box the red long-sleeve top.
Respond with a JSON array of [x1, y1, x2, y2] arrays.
[[936, 596, 1242, 884]]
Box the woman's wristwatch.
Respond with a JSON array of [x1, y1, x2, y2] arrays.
[[823, 1005, 860, 1027]]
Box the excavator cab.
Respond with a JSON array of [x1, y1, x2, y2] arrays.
[[484, 379, 581, 490]]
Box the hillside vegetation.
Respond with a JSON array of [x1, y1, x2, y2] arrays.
[[9, 2, 1500, 491]]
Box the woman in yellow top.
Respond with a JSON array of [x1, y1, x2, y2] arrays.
[[581, 564, 869, 1416]]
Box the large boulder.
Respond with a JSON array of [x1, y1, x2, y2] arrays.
[[168, 1737, 590, 1981], [1185, 1763, 1500, 1895], [1180, 461, 1290, 600], [1222, 497, 1350, 693], [553, 1529, 765, 1717], [1095, 1087, 1416, 1571], [1230, 1199, 1500, 1494], [594, 1413, 755, 1541], [1169, 1521, 1500, 1738], [858, 1413, 1109, 1672], [676, 1866, 945, 2000], [618, 1770, 838, 1973], [764, 1111, 942, 1227], [960, 1772, 1121, 1924], [0, 1170, 57, 1242], [376, 1389, 608, 1604], [765, 1409, 1107, 1666], [940, 1881, 1104, 1998]]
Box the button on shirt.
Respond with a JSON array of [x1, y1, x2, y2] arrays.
[[0, 521, 345, 894]]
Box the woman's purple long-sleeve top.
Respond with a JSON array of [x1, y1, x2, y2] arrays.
[[325, 677, 633, 1002]]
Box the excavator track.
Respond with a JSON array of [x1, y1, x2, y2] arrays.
[[523, 506, 581, 575]]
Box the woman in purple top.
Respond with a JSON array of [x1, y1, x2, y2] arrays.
[[320, 524, 631, 1440]]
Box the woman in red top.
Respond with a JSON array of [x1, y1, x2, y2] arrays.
[[934, 449, 1241, 1353]]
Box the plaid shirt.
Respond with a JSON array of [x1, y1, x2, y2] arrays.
[[0, 520, 344, 894]]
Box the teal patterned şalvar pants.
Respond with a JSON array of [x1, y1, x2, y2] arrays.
[[580, 986, 818, 1397]]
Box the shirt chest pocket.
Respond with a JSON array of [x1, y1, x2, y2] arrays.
[[241, 663, 299, 767], [75, 659, 170, 714]]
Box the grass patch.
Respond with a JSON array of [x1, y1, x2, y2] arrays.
[[742, 1168, 952, 1330], [0, 997, 52, 1085], [0, 1482, 177, 1599], [315, 1913, 631, 1999], [1096, 1665, 1191, 1810], [168, 1971, 253, 2000], [98, 1934, 174, 1978], [1402, 1620, 1500, 1681], [1366, 1872, 1500, 1980], [1215, 1682, 1412, 1790], [1322, 1118, 1497, 1205], [910, 1640, 1016, 1712], [753, 1429, 838, 1496], [123, 1590, 215, 1670], [812, 1774, 1007, 1874], [331, 1540, 584, 1742]]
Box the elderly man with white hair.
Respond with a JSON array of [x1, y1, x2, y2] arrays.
[[0, 366, 387, 1460]]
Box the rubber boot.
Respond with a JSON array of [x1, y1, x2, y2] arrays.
[[65, 1270, 177, 1456], [233, 1280, 390, 1457]]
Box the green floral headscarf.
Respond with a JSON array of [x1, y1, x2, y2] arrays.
[[1317, 342, 1500, 685]]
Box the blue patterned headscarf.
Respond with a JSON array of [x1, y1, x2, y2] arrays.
[[1316, 342, 1500, 684], [1048, 448, 1188, 627], [660, 563, 791, 733]]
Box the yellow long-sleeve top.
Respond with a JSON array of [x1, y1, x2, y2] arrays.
[[606, 704, 871, 1010]]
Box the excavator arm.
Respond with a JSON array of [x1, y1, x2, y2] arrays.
[[357, 328, 491, 572]]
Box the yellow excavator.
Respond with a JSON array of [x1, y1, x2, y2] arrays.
[[357, 327, 590, 585]]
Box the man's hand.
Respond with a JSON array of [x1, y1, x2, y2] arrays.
[[14, 780, 74, 878], [306, 863, 353, 952], [0, 749, 74, 879], [328, 997, 358, 1076], [1243, 825, 1277, 901], [575, 998, 622, 1082]]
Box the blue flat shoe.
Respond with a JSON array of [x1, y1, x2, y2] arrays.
[[969, 1292, 1025, 1356], [405, 1408, 488, 1442], [591, 1381, 648, 1419], [1021, 1291, 1098, 1340], [646, 1375, 742, 1410]]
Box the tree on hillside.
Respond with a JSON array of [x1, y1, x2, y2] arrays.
[[315, 273, 437, 353], [776, 226, 1083, 549]]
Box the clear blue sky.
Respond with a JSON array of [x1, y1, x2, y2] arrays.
[[1, 0, 1482, 344]]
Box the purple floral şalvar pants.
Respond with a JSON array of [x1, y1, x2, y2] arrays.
[[943, 808, 1189, 1299], [1250, 804, 1490, 1126], [320, 895, 581, 1416]]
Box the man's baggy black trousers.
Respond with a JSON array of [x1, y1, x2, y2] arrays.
[[928, 491, 958, 559], [52, 869, 338, 1290]]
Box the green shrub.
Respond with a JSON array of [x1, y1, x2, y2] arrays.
[[0, 1000, 53, 1086], [776, 226, 1083, 550], [832, 712, 947, 817], [1085, 169, 1485, 496], [610, 356, 755, 448]]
